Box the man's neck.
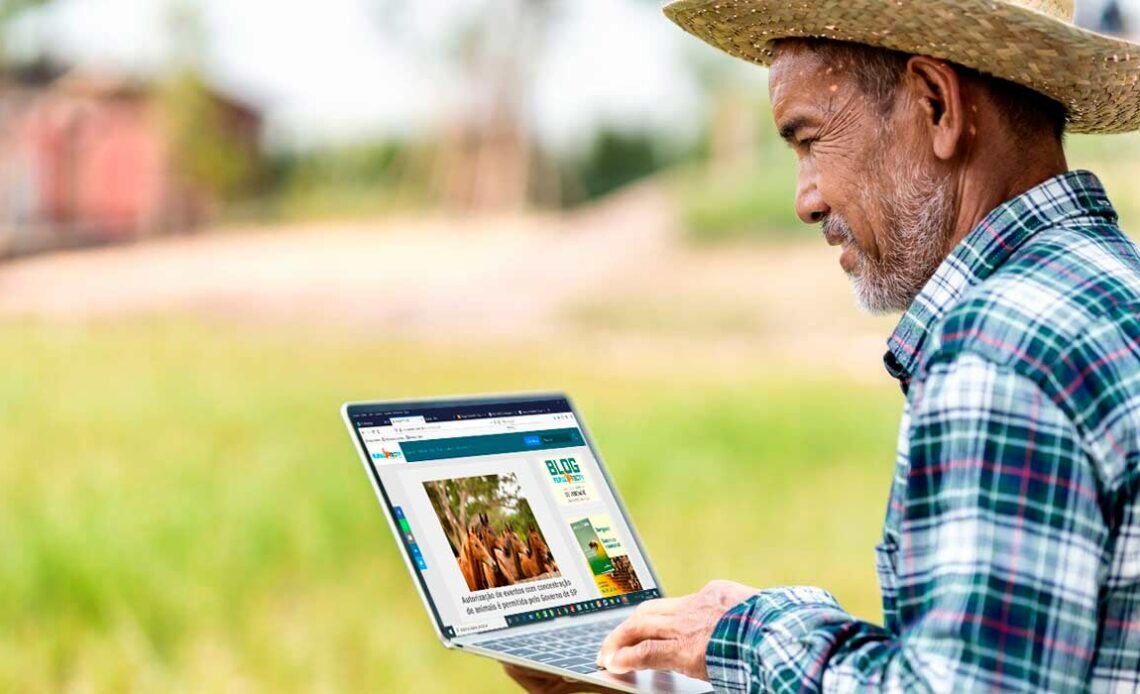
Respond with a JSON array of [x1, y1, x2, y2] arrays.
[[945, 139, 1069, 252]]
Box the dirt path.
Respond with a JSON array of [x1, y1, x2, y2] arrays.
[[0, 185, 668, 327], [0, 183, 895, 372]]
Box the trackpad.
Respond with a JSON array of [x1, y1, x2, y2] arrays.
[[591, 669, 713, 693]]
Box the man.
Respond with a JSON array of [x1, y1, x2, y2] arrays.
[[507, 0, 1140, 691]]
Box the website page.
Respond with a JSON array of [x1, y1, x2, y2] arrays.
[[350, 398, 660, 638]]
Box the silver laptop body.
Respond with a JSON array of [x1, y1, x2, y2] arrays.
[[342, 393, 712, 694]]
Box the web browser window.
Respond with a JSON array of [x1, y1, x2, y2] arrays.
[[349, 397, 660, 638]]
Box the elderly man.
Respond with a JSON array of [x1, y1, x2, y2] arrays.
[[507, 0, 1140, 692]]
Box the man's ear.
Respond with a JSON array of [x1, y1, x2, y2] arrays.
[[902, 56, 968, 161]]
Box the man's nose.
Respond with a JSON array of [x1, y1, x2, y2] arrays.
[[795, 171, 829, 224]]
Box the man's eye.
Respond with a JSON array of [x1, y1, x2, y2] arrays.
[[799, 137, 817, 149]]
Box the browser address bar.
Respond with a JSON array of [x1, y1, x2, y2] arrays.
[[392, 413, 569, 438]]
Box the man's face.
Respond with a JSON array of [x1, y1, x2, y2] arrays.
[[769, 45, 955, 314]]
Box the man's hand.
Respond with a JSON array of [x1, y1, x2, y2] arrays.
[[502, 663, 619, 693], [595, 580, 758, 680]]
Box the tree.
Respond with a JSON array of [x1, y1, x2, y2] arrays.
[[371, 0, 553, 212], [158, 70, 260, 203], [0, 0, 49, 76]]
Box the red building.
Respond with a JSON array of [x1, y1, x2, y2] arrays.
[[0, 69, 261, 257]]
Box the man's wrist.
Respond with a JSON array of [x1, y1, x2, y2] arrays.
[[705, 596, 760, 693], [704, 586, 842, 693]]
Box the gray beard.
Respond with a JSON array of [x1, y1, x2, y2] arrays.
[[823, 160, 955, 315]]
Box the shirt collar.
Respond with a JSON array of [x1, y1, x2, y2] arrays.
[[883, 169, 1117, 388]]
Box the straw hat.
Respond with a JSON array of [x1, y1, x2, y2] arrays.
[[663, 0, 1140, 134]]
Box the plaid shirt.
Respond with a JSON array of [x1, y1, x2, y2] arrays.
[[707, 171, 1140, 693]]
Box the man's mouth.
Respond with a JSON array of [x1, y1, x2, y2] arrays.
[[823, 228, 846, 247], [821, 216, 853, 247], [839, 244, 859, 273], [821, 217, 859, 273]]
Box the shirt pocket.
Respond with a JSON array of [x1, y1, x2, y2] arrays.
[[875, 537, 900, 633]]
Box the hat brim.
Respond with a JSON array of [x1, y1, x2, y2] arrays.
[[664, 0, 1140, 134]]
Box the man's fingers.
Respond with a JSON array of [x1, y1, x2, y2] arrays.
[[596, 596, 684, 661], [605, 639, 676, 675], [597, 615, 676, 666]]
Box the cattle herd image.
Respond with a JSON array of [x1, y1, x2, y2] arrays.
[[424, 473, 561, 592]]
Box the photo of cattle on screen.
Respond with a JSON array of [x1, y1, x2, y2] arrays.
[[424, 473, 560, 592]]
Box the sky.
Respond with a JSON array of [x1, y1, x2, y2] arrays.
[[8, 0, 740, 151], [6, 0, 1137, 151]]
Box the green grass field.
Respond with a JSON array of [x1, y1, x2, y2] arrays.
[[0, 320, 904, 691]]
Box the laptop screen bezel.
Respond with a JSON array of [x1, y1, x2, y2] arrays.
[[342, 391, 666, 645]]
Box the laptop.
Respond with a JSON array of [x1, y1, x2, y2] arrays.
[[342, 393, 713, 694]]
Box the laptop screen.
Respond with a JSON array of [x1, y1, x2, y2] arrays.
[[347, 395, 661, 638]]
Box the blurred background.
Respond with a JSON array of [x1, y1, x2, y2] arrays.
[[1, 0, 1137, 690]]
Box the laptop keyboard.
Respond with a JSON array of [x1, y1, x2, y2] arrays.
[[478, 616, 624, 675]]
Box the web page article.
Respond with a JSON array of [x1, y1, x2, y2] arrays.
[[354, 404, 658, 637]]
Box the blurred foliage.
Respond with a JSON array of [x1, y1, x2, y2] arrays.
[[242, 129, 689, 222], [674, 155, 801, 244], [1067, 131, 1140, 232], [672, 93, 804, 244], [159, 71, 262, 202], [0, 0, 46, 68], [252, 141, 432, 222], [561, 128, 686, 205], [189, 101, 1140, 241], [0, 319, 897, 691]]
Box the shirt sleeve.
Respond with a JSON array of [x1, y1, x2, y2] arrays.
[[706, 351, 1108, 693]]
